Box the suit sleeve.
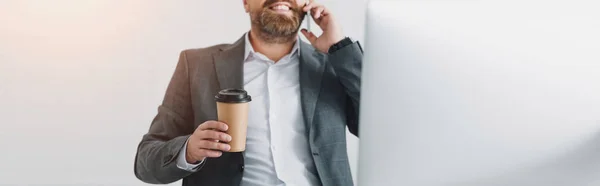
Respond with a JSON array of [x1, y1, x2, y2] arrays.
[[134, 50, 199, 184], [328, 42, 363, 137]]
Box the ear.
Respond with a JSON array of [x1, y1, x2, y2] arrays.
[[243, 0, 249, 13]]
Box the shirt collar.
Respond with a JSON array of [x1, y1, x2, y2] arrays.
[[243, 31, 300, 62]]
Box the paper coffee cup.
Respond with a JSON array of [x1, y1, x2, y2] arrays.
[[215, 89, 251, 152]]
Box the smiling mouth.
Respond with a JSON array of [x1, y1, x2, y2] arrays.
[[268, 3, 291, 12]]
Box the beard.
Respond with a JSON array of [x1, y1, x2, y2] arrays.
[[250, 0, 305, 44]]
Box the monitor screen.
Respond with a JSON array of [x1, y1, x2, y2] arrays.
[[358, 1, 600, 186]]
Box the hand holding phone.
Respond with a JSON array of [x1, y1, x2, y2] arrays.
[[301, 0, 345, 53], [305, 0, 311, 32]]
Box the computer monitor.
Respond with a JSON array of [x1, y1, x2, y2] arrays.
[[358, 1, 600, 186]]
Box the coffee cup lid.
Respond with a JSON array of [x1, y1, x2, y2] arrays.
[[215, 88, 252, 103]]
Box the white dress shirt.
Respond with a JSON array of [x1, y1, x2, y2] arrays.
[[177, 32, 320, 186]]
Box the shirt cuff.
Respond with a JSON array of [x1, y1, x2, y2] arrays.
[[176, 137, 204, 172]]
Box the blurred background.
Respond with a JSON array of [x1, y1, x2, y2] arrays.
[[0, 0, 366, 185]]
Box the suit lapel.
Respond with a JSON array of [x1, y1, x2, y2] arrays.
[[299, 41, 326, 132], [213, 36, 324, 133], [213, 36, 246, 90]]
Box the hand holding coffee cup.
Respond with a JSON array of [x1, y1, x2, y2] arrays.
[[215, 89, 251, 152], [185, 121, 232, 164], [185, 89, 251, 163]]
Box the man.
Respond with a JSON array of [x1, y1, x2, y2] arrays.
[[133, 0, 362, 185]]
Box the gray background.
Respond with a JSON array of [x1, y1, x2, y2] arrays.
[[0, 0, 366, 185]]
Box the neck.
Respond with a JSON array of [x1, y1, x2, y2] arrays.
[[249, 28, 297, 62]]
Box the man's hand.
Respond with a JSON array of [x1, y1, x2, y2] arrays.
[[185, 121, 232, 164], [301, 1, 344, 53]]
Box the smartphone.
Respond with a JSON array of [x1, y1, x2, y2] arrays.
[[305, 0, 311, 32]]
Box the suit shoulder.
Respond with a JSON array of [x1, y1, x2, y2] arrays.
[[176, 42, 233, 73], [180, 43, 229, 61]]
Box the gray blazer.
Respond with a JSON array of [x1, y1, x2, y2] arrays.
[[134, 34, 363, 186]]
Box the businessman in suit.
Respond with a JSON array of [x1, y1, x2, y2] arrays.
[[134, 0, 362, 185]]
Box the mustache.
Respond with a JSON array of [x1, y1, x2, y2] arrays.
[[263, 0, 299, 8]]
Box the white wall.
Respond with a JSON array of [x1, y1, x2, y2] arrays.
[[0, 0, 366, 185]]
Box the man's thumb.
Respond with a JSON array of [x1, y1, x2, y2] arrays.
[[301, 29, 317, 44]]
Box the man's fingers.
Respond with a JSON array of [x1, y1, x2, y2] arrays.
[[303, 2, 315, 12], [301, 29, 318, 44], [313, 7, 325, 19], [197, 148, 223, 158], [200, 130, 232, 142], [303, 2, 322, 12], [198, 140, 231, 152], [198, 121, 228, 131], [320, 6, 330, 17]]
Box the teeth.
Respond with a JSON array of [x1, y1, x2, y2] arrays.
[[272, 5, 290, 10]]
